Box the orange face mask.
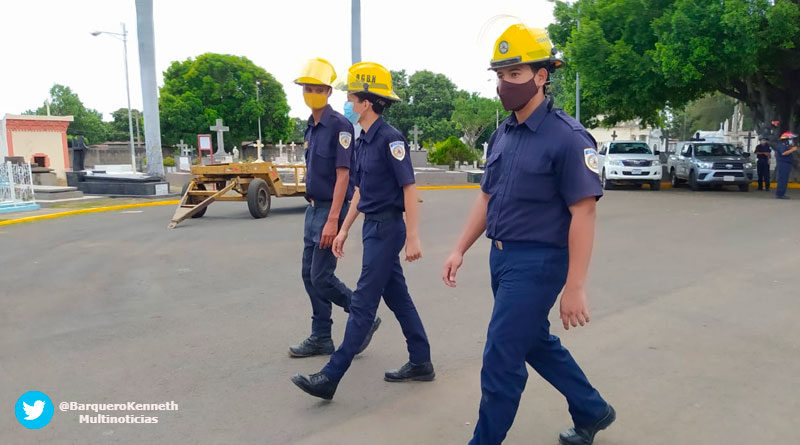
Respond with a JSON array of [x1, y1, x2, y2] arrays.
[[303, 93, 328, 110]]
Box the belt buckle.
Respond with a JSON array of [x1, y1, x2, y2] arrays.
[[310, 199, 316, 208], [494, 240, 503, 250]]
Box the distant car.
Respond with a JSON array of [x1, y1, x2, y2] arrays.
[[597, 141, 663, 190], [667, 141, 754, 191]]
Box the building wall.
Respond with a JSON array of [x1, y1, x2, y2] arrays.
[[11, 131, 68, 178], [0, 118, 7, 159]]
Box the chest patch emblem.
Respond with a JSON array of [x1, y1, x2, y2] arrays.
[[584, 148, 599, 175], [339, 132, 352, 149], [389, 141, 406, 161]]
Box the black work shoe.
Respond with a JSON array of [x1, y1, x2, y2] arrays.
[[288, 336, 334, 358], [384, 361, 435, 382], [357, 317, 382, 354], [559, 405, 616, 445], [291, 372, 338, 400]]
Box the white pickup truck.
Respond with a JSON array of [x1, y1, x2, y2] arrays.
[[597, 140, 662, 190]]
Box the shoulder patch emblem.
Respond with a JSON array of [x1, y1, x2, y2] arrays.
[[303, 140, 309, 149], [389, 141, 406, 161], [584, 148, 600, 175], [339, 131, 352, 149]]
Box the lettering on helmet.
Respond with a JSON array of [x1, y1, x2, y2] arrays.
[[355, 74, 376, 84]]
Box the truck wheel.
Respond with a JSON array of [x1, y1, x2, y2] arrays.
[[738, 183, 750, 192], [182, 182, 207, 218], [670, 170, 681, 188], [650, 180, 661, 191], [689, 170, 699, 191], [602, 170, 615, 190], [247, 178, 271, 219]]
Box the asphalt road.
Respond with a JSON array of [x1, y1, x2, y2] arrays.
[[1, 186, 799, 444]]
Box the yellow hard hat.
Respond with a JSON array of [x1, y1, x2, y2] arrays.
[[294, 58, 336, 86], [490, 24, 564, 70], [345, 62, 400, 102]]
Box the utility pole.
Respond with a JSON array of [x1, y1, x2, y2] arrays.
[[135, 0, 164, 177], [351, 0, 361, 64]]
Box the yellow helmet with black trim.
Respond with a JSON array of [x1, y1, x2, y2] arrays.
[[490, 24, 564, 71], [345, 62, 400, 102], [294, 58, 336, 86]]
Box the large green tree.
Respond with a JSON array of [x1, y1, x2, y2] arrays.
[[159, 53, 291, 148], [25, 84, 108, 144], [549, 0, 800, 136], [451, 93, 505, 148], [107, 108, 144, 143], [384, 69, 466, 144]]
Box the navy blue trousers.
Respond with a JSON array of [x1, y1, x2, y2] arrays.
[[322, 213, 431, 382], [775, 162, 791, 198], [302, 204, 353, 339], [757, 160, 770, 190], [470, 241, 608, 445]]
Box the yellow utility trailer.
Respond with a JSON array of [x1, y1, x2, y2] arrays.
[[168, 162, 306, 228]]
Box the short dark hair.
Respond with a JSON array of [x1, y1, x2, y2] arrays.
[[354, 92, 390, 115]]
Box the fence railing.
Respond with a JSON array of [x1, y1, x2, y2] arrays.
[[0, 161, 36, 208]]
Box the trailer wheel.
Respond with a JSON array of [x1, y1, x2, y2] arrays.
[[247, 178, 271, 219], [181, 182, 207, 218]]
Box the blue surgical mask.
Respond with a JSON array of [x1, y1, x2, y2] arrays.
[[343, 101, 360, 125]]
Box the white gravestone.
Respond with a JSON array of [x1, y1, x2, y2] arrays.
[[210, 119, 229, 157]]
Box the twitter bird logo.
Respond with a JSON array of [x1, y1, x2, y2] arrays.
[[15, 391, 54, 429], [23, 400, 45, 420]]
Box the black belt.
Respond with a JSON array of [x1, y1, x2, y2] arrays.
[[364, 209, 403, 222], [309, 199, 333, 208]]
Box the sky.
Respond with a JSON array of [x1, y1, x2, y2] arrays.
[[0, 0, 556, 122]]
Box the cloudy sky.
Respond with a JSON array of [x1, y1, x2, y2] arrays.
[[0, 0, 555, 122]]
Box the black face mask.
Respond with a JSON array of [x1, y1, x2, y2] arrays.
[[496, 77, 539, 111]]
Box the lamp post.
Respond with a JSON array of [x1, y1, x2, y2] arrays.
[[91, 23, 136, 172], [255, 80, 262, 141]]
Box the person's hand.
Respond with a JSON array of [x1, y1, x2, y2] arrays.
[[332, 232, 348, 259], [319, 219, 338, 249], [560, 286, 591, 330], [404, 234, 422, 262], [442, 251, 463, 287]]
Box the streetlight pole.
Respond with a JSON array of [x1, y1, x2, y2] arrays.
[[255, 81, 262, 141], [91, 23, 136, 172]]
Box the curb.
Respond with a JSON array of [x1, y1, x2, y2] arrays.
[[0, 200, 180, 227]]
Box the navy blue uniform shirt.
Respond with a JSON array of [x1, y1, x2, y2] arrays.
[[353, 117, 415, 214], [480, 98, 603, 248], [754, 143, 771, 162], [304, 105, 355, 201], [774, 141, 795, 164]]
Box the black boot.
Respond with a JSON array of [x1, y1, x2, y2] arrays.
[[288, 336, 334, 358], [291, 372, 338, 400], [558, 405, 616, 445], [384, 361, 435, 382], [357, 317, 382, 354]]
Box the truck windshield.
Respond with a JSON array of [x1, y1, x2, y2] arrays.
[[694, 144, 741, 156], [609, 143, 652, 154]]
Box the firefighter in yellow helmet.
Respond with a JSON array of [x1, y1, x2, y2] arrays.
[[442, 24, 615, 445], [288, 58, 380, 359], [292, 62, 434, 400]]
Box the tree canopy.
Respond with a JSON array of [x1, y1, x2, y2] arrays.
[[384, 69, 502, 147], [159, 53, 291, 149], [107, 108, 144, 143], [549, 0, 800, 135], [25, 84, 108, 144]]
